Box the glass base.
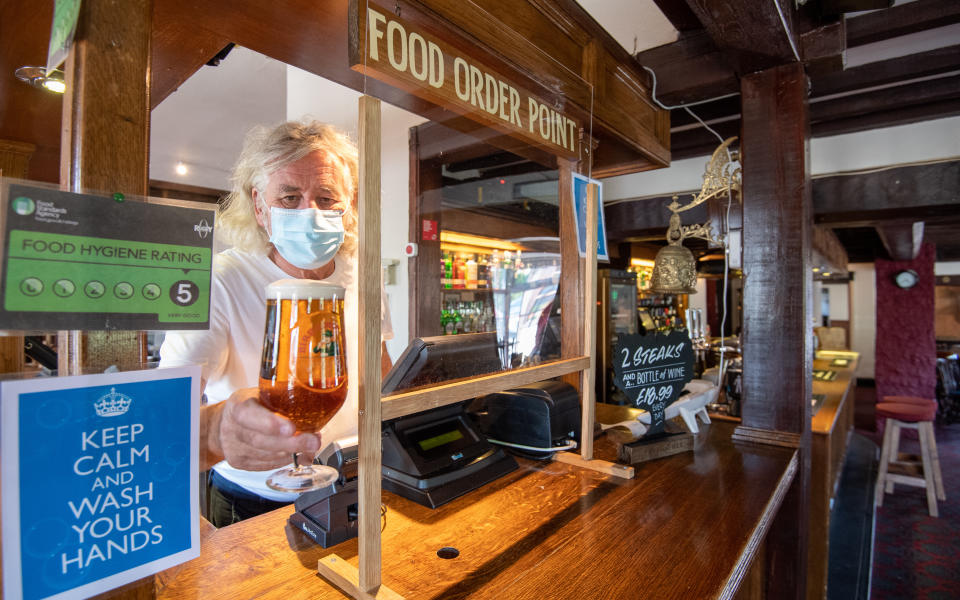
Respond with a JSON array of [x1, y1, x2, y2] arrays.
[[266, 464, 339, 493]]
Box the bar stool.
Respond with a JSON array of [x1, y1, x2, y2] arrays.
[[880, 396, 942, 497], [874, 399, 946, 517]]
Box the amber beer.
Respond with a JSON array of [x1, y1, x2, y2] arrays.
[[259, 280, 347, 433]]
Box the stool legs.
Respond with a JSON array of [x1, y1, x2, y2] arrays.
[[875, 417, 944, 517], [875, 418, 894, 509], [918, 423, 939, 518], [920, 421, 946, 501], [885, 420, 901, 494]]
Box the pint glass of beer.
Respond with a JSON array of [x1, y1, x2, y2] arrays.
[[259, 279, 347, 491]]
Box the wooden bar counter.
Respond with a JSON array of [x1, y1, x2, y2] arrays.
[[807, 351, 859, 600], [158, 421, 796, 600]]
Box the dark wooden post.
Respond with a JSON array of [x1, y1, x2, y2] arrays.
[[734, 62, 813, 600], [58, 0, 151, 376], [0, 140, 34, 374], [59, 0, 153, 598], [407, 127, 443, 339]]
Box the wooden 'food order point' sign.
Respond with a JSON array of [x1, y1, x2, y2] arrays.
[[349, 1, 581, 160], [612, 330, 695, 434]]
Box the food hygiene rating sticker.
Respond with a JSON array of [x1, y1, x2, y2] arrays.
[[1, 183, 214, 330]]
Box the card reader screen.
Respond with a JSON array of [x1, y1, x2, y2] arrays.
[[417, 429, 464, 452]]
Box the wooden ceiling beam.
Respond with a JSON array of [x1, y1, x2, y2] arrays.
[[877, 221, 924, 261], [634, 30, 739, 105], [667, 45, 960, 131], [846, 0, 960, 47], [813, 225, 849, 274], [650, 0, 704, 32], [669, 96, 741, 126], [815, 205, 960, 228], [679, 0, 801, 74], [811, 97, 960, 138], [800, 21, 846, 75], [669, 120, 741, 160], [812, 44, 960, 97], [811, 73, 960, 124], [812, 160, 960, 226]]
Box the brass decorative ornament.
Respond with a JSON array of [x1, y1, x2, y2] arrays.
[[650, 137, 741, 295]]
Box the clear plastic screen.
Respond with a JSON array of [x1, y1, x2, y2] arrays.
[[358, 0, 594, 392]]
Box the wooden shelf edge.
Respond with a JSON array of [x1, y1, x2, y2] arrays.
[[317, 555, 405, 600], [553, 451, 635, 479], [731, 426, 802, 449], [381, 356, 590, 421], [719, 451, 799, 600]]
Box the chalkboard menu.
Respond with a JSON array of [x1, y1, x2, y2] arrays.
[[612, 330, 695, 434]]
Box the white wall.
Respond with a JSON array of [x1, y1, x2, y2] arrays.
[[810, 116, 960, 175], [824, 283, 849, 321], [935, 261, 960, 276], [285, 67, 426, 361], [688, 277, 708, 320], [150, 47, 287, 190], [849, 264, 876, 379]]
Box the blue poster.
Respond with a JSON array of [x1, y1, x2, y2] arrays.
[[2, 367, 200, 600], [571, 173, 609, 262]]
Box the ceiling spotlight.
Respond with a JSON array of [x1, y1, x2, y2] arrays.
[[15, 66, 65, 94], [175, 162, 188, 176]]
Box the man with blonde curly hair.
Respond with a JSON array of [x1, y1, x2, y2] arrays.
[[161, 120, 392, 526]]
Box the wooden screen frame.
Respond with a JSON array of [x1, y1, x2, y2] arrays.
[[315, 96, 610, 600]]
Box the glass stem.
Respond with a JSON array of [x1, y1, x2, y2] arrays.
[[292, 452, 300, 469]]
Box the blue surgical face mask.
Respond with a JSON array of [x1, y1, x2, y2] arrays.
[[268, 207, 345, 269]]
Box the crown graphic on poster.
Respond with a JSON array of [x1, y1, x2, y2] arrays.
[[94, 387, 132, 417]]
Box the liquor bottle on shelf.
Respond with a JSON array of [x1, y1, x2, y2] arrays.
[[477, 254, 489, 289], [443, 251, 453, 289], [442, 304, 454, 335], [453, 303, 464, 334], [466, 256, 478, 289], [439, 300, 496, 335], [453, 254, 465, 289]]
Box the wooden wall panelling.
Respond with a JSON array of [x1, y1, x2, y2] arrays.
[[0, 1, 61, 183], [589, 52, 671, 176], [0, 139, 35, 178], [735, 62, 814, 600]]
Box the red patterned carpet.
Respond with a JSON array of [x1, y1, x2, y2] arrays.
[[870, 421, 960, 599]]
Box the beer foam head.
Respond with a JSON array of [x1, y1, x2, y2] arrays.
[[265, 278, 345, 301]]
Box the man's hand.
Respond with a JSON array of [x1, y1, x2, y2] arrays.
[[202, 388, 320, 471]]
